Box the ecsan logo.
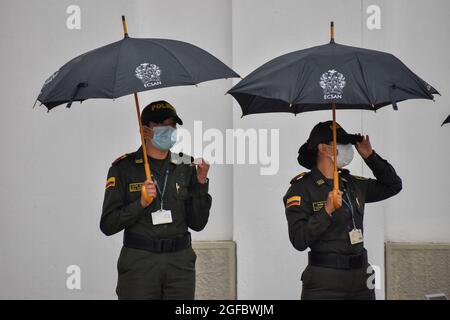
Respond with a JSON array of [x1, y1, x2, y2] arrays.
[[320, 69, 346, 100], [135, 63, 162, 88]]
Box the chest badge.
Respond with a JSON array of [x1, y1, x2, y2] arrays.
[[312, 201, 327, 212], [129, 182, 144, 192]]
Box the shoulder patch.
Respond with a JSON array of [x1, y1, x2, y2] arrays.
[[105, 177, 115, 190], [112, 154, 128, 165], [290, 172, 309, 184], [286, 195, 301, 208]]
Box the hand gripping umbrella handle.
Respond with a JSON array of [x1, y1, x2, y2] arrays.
[[135, 92, 154, 205], [141, 162, 154, 204]]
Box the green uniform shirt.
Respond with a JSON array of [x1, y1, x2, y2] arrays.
[[283, 151, 402, 255], [100, 147, 212, 239]]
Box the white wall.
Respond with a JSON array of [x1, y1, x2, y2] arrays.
[[379, 0, 450, 243], [0, 0, 234, 299], [232, 0, 450, 300], [0, 0, 449, 300]]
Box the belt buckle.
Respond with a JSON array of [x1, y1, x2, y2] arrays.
[[159, 238, 175, 252]]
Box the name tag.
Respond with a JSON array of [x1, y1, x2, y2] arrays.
[[151, 209, 173, 225], [129, 182, 144, 192], [349, 228, 364, 245], [312, 201, 327, 212]]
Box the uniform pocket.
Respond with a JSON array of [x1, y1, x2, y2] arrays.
[[117, 246, 149, 275], [175, 183, 190, 200], [172, 166, 192, 201]]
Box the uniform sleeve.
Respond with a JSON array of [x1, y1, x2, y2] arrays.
[[283, 183, 333, 251], [361, 151, 403, 203], [185, 166, 212, 232], [100, 165, 154, 236]]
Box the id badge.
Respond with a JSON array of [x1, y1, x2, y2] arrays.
[[349, 228, 364, 245], [151, 209, 173, 225]]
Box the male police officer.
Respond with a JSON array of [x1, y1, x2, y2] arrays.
[[283, 121, 402, 300], [101, 100, 212, 300]]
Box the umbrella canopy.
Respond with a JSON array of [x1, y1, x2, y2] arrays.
[[228, 40, 438, 117], [443, 114, 450, 126], [228, 22, 439, 207], [36, 16, 239, 205], [37, 37, 239, 110]]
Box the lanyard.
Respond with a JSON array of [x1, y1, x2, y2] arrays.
[[151, 169, 169, 210], [342, 186, 357, 230]]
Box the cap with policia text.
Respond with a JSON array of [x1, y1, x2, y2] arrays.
[[141, 100, 183, 125], [297, 121, 363, 169]]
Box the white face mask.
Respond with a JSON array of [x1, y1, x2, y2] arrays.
[[335, 143, 354, 168]]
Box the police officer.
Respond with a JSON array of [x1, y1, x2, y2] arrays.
[[101, 100, 212, 300], [283, 121, 402, 300]]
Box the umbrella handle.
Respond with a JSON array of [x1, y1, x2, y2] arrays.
[[141, 162, 154, 204], [332, 102, 342, 209], [135, 92, 154, 205], [122, 15, 153, 205], [329, 24, 341, 208]]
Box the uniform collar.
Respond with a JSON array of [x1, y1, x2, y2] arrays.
[[132, 146, 190, 166], [310, 166, 350, 187]]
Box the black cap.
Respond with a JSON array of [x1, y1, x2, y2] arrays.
[[297, 121, 362, 169], [141, 100, 183, 126]]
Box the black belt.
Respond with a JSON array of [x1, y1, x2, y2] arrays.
[[124, 232, 191, 253], [308, 250, 368, 270]]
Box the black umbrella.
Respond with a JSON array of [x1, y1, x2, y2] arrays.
[[228, 22, 439, 206], [443, 114, 450, 126], [36, 16, 239, 204]]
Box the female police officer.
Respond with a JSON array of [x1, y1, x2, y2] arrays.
[[283, 121, 402, 300]]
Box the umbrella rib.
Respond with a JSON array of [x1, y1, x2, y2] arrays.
[[39, 53, 89, 104], [291, 58, 309, 110], [395, 56, 436, 99], [354, 52, 374, 108], [111, 39, 127, 98], [148, 40, 196, 83]]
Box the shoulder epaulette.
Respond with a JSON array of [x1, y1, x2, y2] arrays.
[[290, 172, 309, 184], [112, 153, 128, 165]]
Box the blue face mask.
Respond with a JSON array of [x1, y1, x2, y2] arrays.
[[151, 126, 177, 151]]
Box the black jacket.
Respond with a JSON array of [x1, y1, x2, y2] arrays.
[[100, 147, 212, 238], [283, 151, 402, 255]]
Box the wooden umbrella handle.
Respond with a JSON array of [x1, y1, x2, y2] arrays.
[[134, 92, 154, 205], [332, 103, 341, 209], [329, 23, 341, 209], [121, 16, 153, 204]]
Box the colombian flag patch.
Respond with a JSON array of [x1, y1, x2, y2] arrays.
[[286, 196, 301, 208], [105, 177, 115, 190]]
